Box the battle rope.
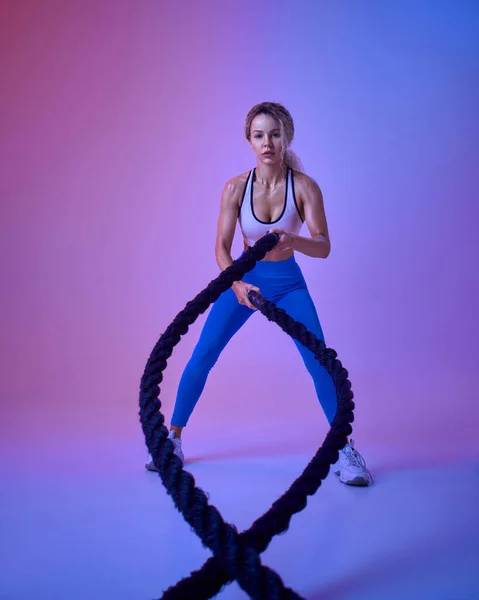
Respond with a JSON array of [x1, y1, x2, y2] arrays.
[[139, 233, 355, 600]]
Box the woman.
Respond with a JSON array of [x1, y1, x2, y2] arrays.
[[146, 102, 372, 486]]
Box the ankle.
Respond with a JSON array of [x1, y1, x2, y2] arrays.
[[170, 426, 183, 439]]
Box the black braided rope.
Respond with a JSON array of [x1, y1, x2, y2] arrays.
[[139, 233, 355, 600]]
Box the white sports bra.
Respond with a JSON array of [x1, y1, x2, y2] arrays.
[[238, 168, 304, 247]]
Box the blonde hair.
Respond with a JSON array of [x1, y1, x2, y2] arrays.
[[245, 102, 303, 172]]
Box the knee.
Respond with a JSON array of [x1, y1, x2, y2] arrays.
[[301, 351, 330, 380], [188, 343, 220, 374]]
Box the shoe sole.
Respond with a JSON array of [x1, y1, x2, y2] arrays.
[[334, 471, 370, 486], [341, 476, 370, 486]]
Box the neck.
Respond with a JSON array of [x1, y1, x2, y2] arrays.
[[255, 162, 287, 189]]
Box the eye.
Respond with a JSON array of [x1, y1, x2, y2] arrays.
[[273, 133, 281, 138], [254, 134, 262, 139]]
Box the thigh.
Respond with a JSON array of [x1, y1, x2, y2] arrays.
[[276, 288, 325, 343], [192, 287, 254, 359]]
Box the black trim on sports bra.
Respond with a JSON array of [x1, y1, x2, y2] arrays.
[[291, 169, 305, 223], [238, 170, 252, 217], [250, 167, 289, 225]]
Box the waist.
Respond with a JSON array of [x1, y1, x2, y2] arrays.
[[245, 243, 294, 264], [243, 249, 299, 271], [240, 251, 306, 295]]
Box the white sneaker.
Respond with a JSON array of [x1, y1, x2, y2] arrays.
[[333, 439, 372, 486], [145, 430, 184, 471]]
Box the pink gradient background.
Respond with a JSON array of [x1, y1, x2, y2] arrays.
[[1, 0, 478, 465]]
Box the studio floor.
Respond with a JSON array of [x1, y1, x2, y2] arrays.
[[1, 432, 478, 600]]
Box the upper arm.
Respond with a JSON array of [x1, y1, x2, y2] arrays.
[[300, 176, 331, 246], [215, 179, 241, 257]]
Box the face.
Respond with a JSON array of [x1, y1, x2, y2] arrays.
[[249, 113, 285, 165]]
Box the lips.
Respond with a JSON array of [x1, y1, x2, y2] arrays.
[[262, 152, 274, 156]]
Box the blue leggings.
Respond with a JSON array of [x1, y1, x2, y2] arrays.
[[171, 255, 338, 426]]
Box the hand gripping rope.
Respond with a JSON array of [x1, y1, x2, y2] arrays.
[[138, 233, 355, 600]]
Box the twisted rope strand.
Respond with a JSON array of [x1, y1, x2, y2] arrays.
[[138, 234, 354, 600]]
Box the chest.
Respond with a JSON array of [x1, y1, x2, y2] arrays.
[[251, 181, 288, 223]]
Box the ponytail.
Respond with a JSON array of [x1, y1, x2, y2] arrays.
[[284, 148, 304, 172]]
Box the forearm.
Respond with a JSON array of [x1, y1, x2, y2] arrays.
[[215, 244, 234, 272], [292, 234, 331, 258], [216, 246, 244, 292]]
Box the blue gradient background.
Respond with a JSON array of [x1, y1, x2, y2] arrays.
[[1, 0, 478, 466]]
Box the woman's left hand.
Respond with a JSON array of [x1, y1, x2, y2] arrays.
[[268, 228, 295, 252]]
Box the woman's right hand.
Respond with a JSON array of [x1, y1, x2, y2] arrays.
[[232, 281, 261, 310]]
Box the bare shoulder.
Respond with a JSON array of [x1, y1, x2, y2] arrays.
[[220, 170, 250, 207], [292, 170, 323, 202]]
